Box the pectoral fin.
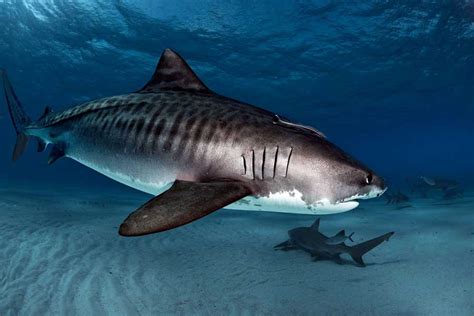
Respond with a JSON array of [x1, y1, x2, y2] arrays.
[[119, 180, 252, 236]]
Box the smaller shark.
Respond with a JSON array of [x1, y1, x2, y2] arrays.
[[419, 176, 459, 191], [274, 218, 394, 266], [384, 190, 410, 205]]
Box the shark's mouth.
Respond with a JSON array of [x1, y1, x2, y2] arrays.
[[227, 187, 387, 215], [342, 186, 388, 202], [322, 187, 388, 214]]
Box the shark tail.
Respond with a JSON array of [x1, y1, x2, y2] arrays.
[[348, 232, 394, 266], [1, 69, 34, 161]]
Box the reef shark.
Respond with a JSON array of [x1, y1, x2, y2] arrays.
[[275, 218, 394, 266], [2, 49, 386, 236]]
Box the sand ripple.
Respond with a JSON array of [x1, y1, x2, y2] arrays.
[[0, 187, 473, 315]]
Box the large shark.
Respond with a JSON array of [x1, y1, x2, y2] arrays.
[[2, 49, 386, 236]]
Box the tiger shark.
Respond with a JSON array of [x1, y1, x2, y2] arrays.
[[2, 49, 386, 237]]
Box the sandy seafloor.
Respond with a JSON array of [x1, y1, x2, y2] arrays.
[[0, 181, 472, 316]]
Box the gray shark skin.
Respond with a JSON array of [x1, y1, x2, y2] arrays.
[[275, 218, 394, 267], [2, 49, 386, 237]]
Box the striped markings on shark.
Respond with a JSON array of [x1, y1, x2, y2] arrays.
[[1, 49, 386, 237]]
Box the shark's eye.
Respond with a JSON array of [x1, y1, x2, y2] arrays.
[[365, 174, 373, 185]]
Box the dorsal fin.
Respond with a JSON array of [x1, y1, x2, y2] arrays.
[[311, 218, 320, 231], [334, 229, 345, 237], [139, 49, 211, 94]]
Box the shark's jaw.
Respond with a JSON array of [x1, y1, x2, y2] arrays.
[[341, 186, 388, 202], [224, 186, 388, 215], [327, 186, 388, 213], [313, 186, 388, 214]]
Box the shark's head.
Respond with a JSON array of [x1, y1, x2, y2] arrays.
[[298, 138, 387, 214]]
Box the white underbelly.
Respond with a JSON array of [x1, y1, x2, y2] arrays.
[[71, 156, 174, 196], [227, 189, 359, 215], [72, 156, 357, 215]]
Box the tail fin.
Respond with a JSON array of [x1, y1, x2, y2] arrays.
[[349, 232, 394, 266], [1, 69, 32, 161]]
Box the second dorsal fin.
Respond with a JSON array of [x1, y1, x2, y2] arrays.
[[311, 218, 320, 231], [139, 48, 211, 94]]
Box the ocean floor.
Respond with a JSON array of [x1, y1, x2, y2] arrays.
[[0, 183, 472, 315]]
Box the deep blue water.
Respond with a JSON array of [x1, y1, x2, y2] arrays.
[[0, 0, 474, 189], [0, 2, 473, 315], [1, 1, 473, 189]]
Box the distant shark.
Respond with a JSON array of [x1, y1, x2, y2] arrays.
[[275, 218, 394, 266], [2, 49, 386, 236]]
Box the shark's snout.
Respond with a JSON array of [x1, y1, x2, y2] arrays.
[[361, 170, 386, 198], [368, 175, 386, 198], [338, 172, 387, 207], [371, 174, 386, 192]]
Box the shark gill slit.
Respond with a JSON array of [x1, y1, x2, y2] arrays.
[[273, 145, 279, 179], [252, 149, 256, 180], [262, 146, 266, 180], [285, 146, 293, 178], [241, 155, 246, 175]]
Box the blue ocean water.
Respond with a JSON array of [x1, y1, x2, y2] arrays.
[[0, 1, 473, 315], [1, 0, 473, 185]]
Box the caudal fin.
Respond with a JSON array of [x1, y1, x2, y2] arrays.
[[1, 69, 32, 161], [349, 232, 394, 266]]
